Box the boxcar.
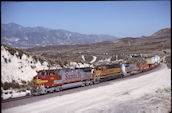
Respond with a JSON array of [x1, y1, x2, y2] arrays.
[[121, 63, 141, 76]]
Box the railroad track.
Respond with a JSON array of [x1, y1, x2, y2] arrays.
[[1, 95, 33, 103]]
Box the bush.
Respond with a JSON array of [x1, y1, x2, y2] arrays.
[[31, 65, 36, 69], [18, 52, 23, 59], [38, 57, 45, 64], [27, 80, 34, 87], [7, 48, 16, 56], [165, 55, 171, 68], [21, 80, 27, 84], [3, 57, 8, 63], [2, 82, 11, 90], [8, 59, 11, 63], [2, 80, 21, 90], [12, 80, 20, 89], [63, 60, 68, 65], [32, 55, 45, 64], [32, 55, 38, 62]]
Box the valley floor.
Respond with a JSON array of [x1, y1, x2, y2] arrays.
[[2, 63, 171, 113]]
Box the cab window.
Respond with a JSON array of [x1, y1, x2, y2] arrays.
[[37, 72, 48, 76], [50, 72, 55, 76], [96, 67, 101, 70]]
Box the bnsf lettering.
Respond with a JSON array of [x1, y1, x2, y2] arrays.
[[65, 72, 82, 80]]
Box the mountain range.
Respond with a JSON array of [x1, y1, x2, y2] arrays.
[[2, 23, 118, 48]]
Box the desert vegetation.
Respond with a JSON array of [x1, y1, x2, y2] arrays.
[[1, 80, 31, 90]]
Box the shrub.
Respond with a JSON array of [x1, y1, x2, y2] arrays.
[[31, 65, 36, 69], [21, 80, 27, 84], [165, 55, 171, 68], [38, 57, 45, 64], [2, 80, 31, 90], [7, 48, 16, 56], [8, 59, 11, 63], [27, 80, 34, 87], [12, 80, 20, 89], [4, 80, 21, 89], [18, 52, 23, 59], [32, 55, 38, 62], [3, 57, 8, 63], [2, 82, 11, 90], [63, 60, 68, 65]]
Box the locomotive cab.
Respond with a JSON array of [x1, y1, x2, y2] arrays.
[[33, 71, 48, 86], [33, 70, 62, 87], [31, 70, 62, 95]]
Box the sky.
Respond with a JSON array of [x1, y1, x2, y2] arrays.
[[1, 1, 171, 38]]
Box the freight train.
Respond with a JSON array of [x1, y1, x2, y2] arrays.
[[31, 56, 160, 95]]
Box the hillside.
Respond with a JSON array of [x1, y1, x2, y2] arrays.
[[25, 28, 171, 66], [1, 23, 118, 48], [1, 44, 94, 87], [150, 28, 171, 38], [1, 44, 50, 84]]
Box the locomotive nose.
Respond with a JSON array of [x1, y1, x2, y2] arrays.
[[33, 75, 41, 84], [34, 76, 48, 85], [33, 75, 40, 79]]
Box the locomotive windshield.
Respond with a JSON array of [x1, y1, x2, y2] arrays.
[[37, 72, 48, 76], [95, 67, 102, 70]]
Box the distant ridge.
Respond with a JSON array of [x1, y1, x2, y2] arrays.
[[2, 23, 118, 48], [151, 28, 171, 38]]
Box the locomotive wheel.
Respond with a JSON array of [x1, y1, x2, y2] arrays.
[[42, 89, 47, 94], [82, 83, 85, 87], [90, 81, 93, 85], [49, 89, 54, 93], [55, 87, 60, 92], [40, 87, 47, 95], [86, 81, 91, 86], [59, 86, 63, 91]]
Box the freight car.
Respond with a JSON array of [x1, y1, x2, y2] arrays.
[[31, 67, 93, 95], [145, 55, 160, 69], [137, 63, 150, 72], [121, 63, 141, 77]]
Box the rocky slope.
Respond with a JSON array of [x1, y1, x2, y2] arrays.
[[1, 44, 94, 86], [1, 44, 50, 83]]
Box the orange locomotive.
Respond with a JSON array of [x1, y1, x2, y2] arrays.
[[93, 64, 123, 83]]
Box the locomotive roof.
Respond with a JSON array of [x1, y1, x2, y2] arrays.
[[95, 64, 121, 69], [37, 67, 92, 72]]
